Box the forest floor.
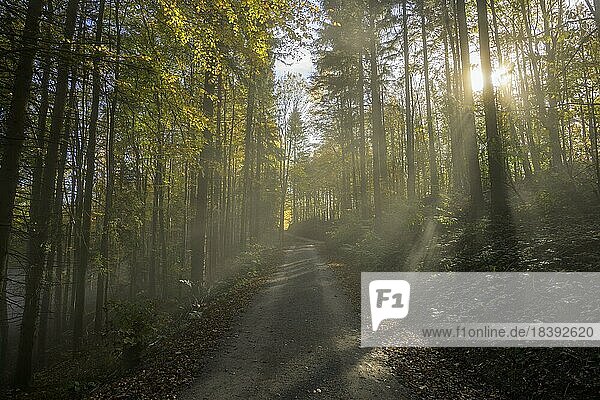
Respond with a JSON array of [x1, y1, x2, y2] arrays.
[[180, 240, 410, 399]]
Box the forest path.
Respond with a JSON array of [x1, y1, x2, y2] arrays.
[[180, 241, 409, 399]]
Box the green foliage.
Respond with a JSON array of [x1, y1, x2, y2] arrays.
[[288, 218, 333, 241], [380, 202, 425, 239], [106, 300, 158, 366], [234, 243, 283, 271], [346, 231, 392, 270], [520, 172, 599, 217], [325, 206, 424, 270], [65, 380, 97, 398], [326, 215, 367, 250]]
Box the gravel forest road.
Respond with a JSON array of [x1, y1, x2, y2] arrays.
[[180, 241, 410, 399]]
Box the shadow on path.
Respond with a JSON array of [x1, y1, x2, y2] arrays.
[[181, 243, 411, 399]]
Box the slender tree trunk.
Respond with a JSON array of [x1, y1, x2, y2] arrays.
[[421, 10, 439, 198], [74, 0, 105, 350], [0, 0, 45, 302], [279, 108, 290, 246], [240, 79, 255, 247], [220, 81, 229, 256], [158, 140, 167, 295], [0, 275, 7, 373], [404, 0, 415, 200], [190, 72, 215, 284], [357, 51, 368, 219], [64, 82, 81, 333], [369, 9, 387, 230], [476, 0, 509, 216], [226, 80, 236, 249], [95, 106, 113, 329], [457, 0, 485, 211], [130, 115, 143, 298], [24, 0, 55, 371], [53, 80, 75, 339], [587, 83, 600, 193], [149, 91, 165, 297], [95, 0, 119, 330], [252, 104, 264, 237], [35, 264, 52, 368], [150, 154, 160, 297], [208, 75, 223, 281]]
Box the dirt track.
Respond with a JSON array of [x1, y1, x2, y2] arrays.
[[180, 242, 409, 399]]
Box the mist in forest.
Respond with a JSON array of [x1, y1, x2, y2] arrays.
[[1, 0, 599, 397]]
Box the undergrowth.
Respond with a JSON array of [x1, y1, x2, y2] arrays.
[[5, 244, 282, 400], [323, 174, 600, 399]]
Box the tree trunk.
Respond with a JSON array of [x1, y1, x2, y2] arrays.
[[73, 0, 105, 350], [404, 0, 415, 200], [53, 80, 75, 338], [587, 83, 600, 193], [30, 0, 56, 370], [357, 51, 368, 219], [0, 0, 45, 332], [0, 275, 7, 376], [149, 92, 163, 298], [240, 79, 255, 247], [457, 0, 484, 212], [190, 72, 215, 284], [225, 80, 236, 249], [369, 9, 387, 230], [476, 0, 509, 216], [95, 0, 119, 330], [421, 10, 439, 199]]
